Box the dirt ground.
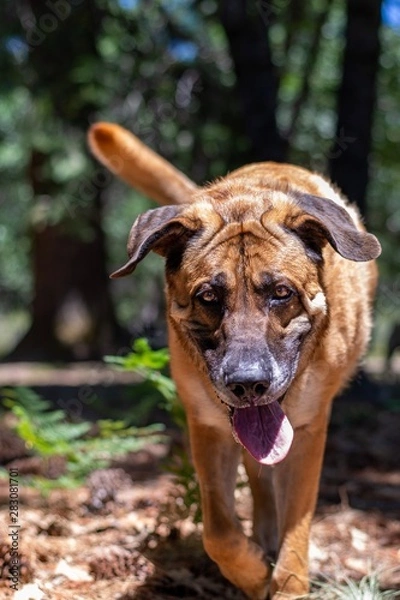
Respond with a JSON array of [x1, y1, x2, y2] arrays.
[[0, 375, 399, 599]]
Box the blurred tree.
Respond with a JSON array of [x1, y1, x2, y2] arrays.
[[0, 0, 244, 360], [0, 0, 398, 362], [329, 0, 382, 216], [2, 0, 124, 360], [219, 0, 286, 162], [219, 0, 382, 218]]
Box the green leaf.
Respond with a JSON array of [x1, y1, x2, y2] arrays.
[[0, 386, 167, 488]]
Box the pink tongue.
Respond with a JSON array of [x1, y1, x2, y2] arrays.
[[232, 401, 293, 465]]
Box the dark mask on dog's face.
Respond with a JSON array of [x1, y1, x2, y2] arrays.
[[166, 217, 325, 466], [111, 189, 380, 465]]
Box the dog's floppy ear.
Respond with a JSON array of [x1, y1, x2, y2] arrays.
[[287, 194, 381, 262], [110, 205, 201, 278], [88, 123, 198, 206]]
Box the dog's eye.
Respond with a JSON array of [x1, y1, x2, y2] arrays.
[[272, 285, 293, 301], [196, 289, 219, 305]]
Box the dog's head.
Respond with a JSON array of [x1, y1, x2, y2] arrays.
[[89, 124, 381, 465], [111, 184, 380, 464]]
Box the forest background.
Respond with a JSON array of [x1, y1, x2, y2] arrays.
[[0, 3, 400, 597], [0, 0, 399, 364]]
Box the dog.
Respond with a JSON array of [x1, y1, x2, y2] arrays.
[[88, 123, 381, 599]]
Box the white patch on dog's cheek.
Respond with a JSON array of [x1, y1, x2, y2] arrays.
[[269, 353, 282, 383], [266, 351, 298, 398], [288, 314, 312, 336], [309, 291, 327, 314]]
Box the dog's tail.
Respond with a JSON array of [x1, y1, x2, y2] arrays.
[[88, 123, 198, 205]]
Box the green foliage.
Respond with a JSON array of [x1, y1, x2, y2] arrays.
[[106, 338, 199, 516], [1, 386, 165, 490], [0, 0, 398, 341], [106, 337, 170, 371], [3, 387, 91, 456], [105, 338, 186, 429], [0, 0, 242, 321], [309, 572, 400, 599]]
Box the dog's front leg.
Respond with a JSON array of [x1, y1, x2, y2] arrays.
[[270, 413, 329, 599], [188, 418, 271, 600]]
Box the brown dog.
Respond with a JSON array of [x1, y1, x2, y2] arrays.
[[89, 123, 381, 599]]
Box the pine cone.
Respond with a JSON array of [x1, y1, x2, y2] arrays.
[[7, 455, 66, 479], [86, 468, 131, 511], [88, 545, 153, 581], [0, 541, 34, 583], [0, 424, 27, 463]]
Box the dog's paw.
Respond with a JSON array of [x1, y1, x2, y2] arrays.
[[269, 567, 309, 599], [216, 538, 270, 600]]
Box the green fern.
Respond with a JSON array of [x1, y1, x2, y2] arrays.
[[105, 337, 170, 371], [3, 387, 91, 456], [1, 386, 165, 490], [105, 337, 185, 427], [106, 339, 200, 517]]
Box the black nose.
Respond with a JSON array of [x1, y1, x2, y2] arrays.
[[226, 373, 270, 403]]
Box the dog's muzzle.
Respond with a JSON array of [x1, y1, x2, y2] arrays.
[[216, 368, 294, 466]]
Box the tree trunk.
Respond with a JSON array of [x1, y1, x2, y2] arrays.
[[329, 0, 382, 217], [8, 151, 125, 362], [219, 0, 287, 162], [6, 1, 125, 362]]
